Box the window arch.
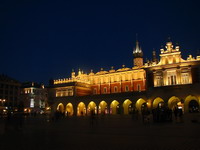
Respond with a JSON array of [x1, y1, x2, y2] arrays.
[[114, 86, 118, 93], [103, 87, 107, 94]]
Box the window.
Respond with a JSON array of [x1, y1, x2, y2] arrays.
[[63, 90, 67, 96], [56, 90, 61, 97], [167, 71, 177, 85], [93, 88, 97, 94], [114, 86, 118, 93], [125, 85, 129, 92], [68, 89, 73, 96], [103, 87, 107, 94], [155, 76, 163, 87], [181, 73, 189, 84], [137, 84, 141, 92], [30, 98, 34, 108]]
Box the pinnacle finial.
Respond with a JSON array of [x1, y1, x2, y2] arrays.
[[136, 33, 138, 41], [167, 36, 171, 42]]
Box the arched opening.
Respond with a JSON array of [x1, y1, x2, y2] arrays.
[[153, 97, 164, 109], [168, 96, 182, 110], [77, 102, 86, 116], [99, 101, 108, 114], [185, 95, 199, 113], [110, 100, 120, 115], [87, 101, 97, 115], [57, 103, 64, 113], [66, 103, 74, 116], [123, 99, 132, 114], [189, 100, 199, 113], [135, 98, 147, 113]]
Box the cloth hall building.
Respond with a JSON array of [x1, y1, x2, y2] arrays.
[[48, 40, 200, 116]]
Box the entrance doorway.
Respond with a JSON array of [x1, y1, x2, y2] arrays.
[[189, 100, 199, 113]]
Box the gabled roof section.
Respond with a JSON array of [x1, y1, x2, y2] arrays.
[[157, 41, 186, 65]]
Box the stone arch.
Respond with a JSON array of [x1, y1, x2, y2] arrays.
[[123, 99, 132, 114], [57, 103, 64, 113], [66, 103, 74, 116], [135, 98, 147, 113], [153, 97, 164, 109], [77, 102, 86, 116], [87, 101, 97, 115], [168, 96, 182, 110], [99, 101, 108, 114], [184, 95, 199, 113], [110, 100, 120, 115]]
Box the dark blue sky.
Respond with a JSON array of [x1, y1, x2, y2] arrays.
[[0, 0, 200, 85]]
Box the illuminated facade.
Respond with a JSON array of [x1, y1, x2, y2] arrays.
[[21, 82, 48, 113], [145, 41, 196, 87], [49, 40, 200, 116], [52, 40, 146, 97]]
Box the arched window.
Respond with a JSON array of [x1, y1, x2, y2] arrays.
[[137, 84, 141, 92], [125, 85, 129, 92], [93, 88, 97, 94], [114, 86, 118, 93], [103, 87, 107, 94]]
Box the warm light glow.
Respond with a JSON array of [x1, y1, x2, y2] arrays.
[[46, 107, 51, 110], [99, 101, 108, 114], [152, 97, 164, 109], [135, 98, 146, 113], [87, 101, 97, 114], [57, 103, 64, 113], [168, 96, 181, 109], [110, 100, 120, 114], [66, 103, 74, 116], [77, 102, 86, 116], [123, 99, 132, 114]]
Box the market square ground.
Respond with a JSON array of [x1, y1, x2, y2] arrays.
[[0, 113, 200, 150]]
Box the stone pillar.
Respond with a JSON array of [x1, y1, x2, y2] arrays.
[[163, 69, 167, 86], [73, 104, 77, 116], [176, 67, 181, 84]]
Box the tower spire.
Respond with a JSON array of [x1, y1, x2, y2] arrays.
[[133, 37, 143, 67]]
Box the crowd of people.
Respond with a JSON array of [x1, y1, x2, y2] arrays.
[[1, 102, 190, 133]]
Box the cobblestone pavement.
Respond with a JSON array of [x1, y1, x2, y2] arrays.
[[0, 113, 200, 150]]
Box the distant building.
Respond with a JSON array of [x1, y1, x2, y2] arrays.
[[0, 74, 21, 110], [48, 39, 200, 116], [20, 82, 48, 113]]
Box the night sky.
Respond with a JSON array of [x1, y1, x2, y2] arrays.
[[1, 0, 200, 85]]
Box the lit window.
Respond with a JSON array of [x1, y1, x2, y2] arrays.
[[30, 98, 34, 108], [181, 73, 189, 84], [156, 76, 163, 87], [68, 89, 73, 96], [56, 90, 61, 97], [167, 71, 177, 85]]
